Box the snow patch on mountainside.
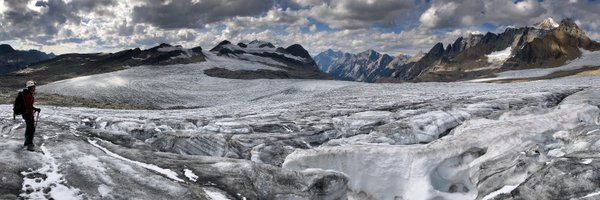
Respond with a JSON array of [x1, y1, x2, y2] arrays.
[[486, 47, 512, 63], [220, 43, 308, 63], [234, 53, 287, 66]]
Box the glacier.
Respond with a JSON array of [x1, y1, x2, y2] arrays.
[[2, 52, 600, 199]]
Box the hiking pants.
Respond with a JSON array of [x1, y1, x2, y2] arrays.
[[23, 116, 35, 146]]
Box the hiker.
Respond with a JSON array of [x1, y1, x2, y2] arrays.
[[22, 80, 41, 151]]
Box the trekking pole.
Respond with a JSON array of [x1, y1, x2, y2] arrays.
[[35, 110, 40, 128]]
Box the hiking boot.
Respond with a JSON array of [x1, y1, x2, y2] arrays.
[[26, 144, 35, 151]]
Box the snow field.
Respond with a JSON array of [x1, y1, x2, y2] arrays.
[[486, 47, 512, 63]]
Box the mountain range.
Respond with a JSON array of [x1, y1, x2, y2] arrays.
[[315, 18, 600, 82], [314, 49, 413, 82], [1, 18, 598, 89], [0, 44, 55, 75], [0, 43, 206, 90], [0, 40, 329, 91], [206, 40, 329, 80], [416, 18, 599, 82]]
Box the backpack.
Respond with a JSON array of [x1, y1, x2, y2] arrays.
[[13, 90, 26, 120]]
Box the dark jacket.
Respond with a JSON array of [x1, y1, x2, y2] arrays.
[[22, 89, 36, 119]]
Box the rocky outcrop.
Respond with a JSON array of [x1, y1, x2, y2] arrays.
[[505, 18, 600, 69], [284, 44, 312, 60], [444, 34, 484, 58]]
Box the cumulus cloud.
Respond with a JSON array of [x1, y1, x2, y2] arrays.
[[226, 7, 309, 32], [541, 0, 600, 40], [1, 0, 599, 56], [0, 0, 116, 41], [289, 0, 417, 29], [131, 0, 274, 29], [419, 0, 547, 29], [416, 0, 600, 42]]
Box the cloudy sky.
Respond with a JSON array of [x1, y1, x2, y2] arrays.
[[1, 0, 599, 56]]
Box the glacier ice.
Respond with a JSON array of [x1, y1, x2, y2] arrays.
[[2, 65, 600, 199]]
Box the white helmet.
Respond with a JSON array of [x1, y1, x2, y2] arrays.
[[26, 80, 36, 88]]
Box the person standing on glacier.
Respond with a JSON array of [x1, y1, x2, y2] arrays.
[[22, 80, 41, 151]]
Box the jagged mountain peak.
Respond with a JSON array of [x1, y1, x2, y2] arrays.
[[314, 49, 346, 72], [247, 40, 276, 48], [157, 43, 173, 47], [324, 49, 343, 54], [147, 43, 181, 52], [533, 17, 559, 29], [321, 48, 396, 82], [215, 40, 232, 47], [557, 18, 587, 39], [317, 49, 344, 57], [429, 43, 446, 55], [218, 40, 232, 45], [559, 18, 578, 29], [0, 44, 16, 54], [284, 44, 312, 59], [209, 40, 233, 52], [358, 49, 382, 58]]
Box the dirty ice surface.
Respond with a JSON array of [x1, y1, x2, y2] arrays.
[[3, 59, 600, 199]]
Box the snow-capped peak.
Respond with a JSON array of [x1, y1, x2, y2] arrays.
[[533, 17, 559, 29], [247, 40, 275, 49]]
